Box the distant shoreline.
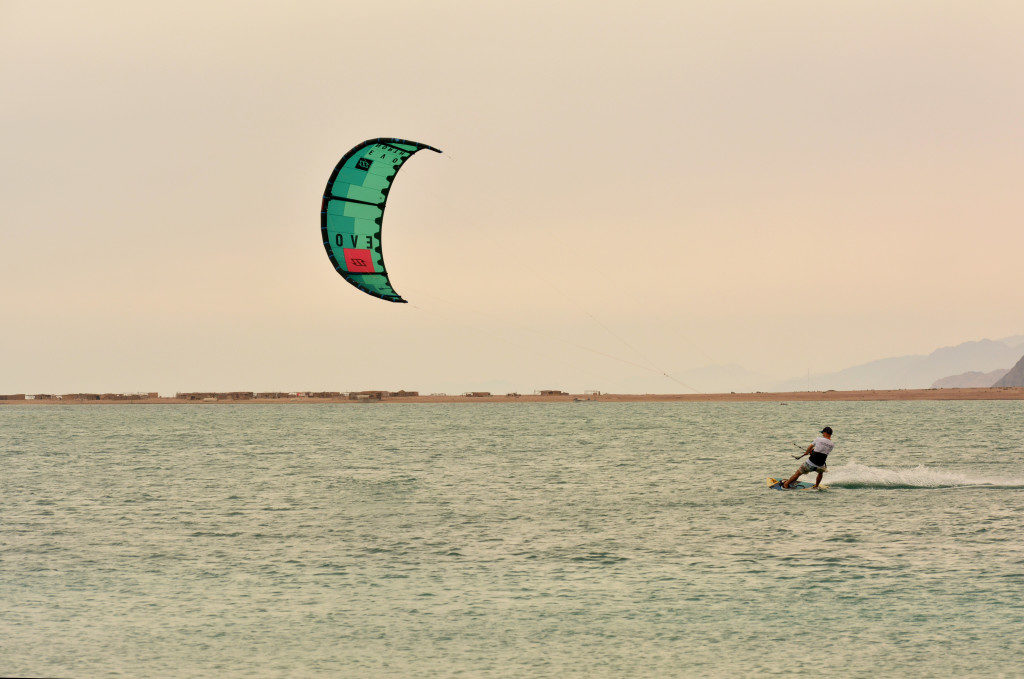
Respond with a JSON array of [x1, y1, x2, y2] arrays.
[[3, 387, 1023, 405]]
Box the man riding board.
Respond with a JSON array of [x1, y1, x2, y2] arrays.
[[783, 426, 834, 489]]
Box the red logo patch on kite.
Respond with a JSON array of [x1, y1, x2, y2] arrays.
[[343, 248, 375, 273]]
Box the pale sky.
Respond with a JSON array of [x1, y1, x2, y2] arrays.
[[2, 1, 1023, 394]]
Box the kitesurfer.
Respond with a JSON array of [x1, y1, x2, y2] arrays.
[[782, 426, 833, 489]]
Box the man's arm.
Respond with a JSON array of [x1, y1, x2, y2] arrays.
[[799, 444, 814, 458]]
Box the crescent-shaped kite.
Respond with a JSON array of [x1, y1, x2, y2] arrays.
[[320, 138, 441, 303]]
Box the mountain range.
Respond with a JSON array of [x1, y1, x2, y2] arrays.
[[768, 335, 1024, 392], [653, 334, 1024, 394]]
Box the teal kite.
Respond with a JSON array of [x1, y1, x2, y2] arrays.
[[320, 138, 441, 303]]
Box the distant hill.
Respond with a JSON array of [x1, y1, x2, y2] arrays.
[[932, 369, 1009, 388], [993, 354, 1024, 387], [774, 337, 1024, 391], [998, 334, 1024, 350]]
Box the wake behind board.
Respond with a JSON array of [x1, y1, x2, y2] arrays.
[[768, 477, 827, 491]]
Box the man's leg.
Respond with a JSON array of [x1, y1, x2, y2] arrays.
[[782, 469, 803, 488], [812, 471, 824, 488]]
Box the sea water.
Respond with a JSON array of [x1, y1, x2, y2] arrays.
[[1, 401, 1023, 677]]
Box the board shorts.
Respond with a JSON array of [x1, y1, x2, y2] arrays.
[[799, 460, 827, 474]]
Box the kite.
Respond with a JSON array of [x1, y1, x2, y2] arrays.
[[320, 137, 441, 303]]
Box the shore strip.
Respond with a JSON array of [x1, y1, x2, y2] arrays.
[[3, 387, 1023, 404]]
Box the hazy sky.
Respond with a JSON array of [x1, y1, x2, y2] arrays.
[[3, 1, 1023, 394]]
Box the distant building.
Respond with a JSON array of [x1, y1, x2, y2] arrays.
[[465, 391, 491, 397], [389, 390, 419, 397], [349, 391, 386, 401], [0, 394, 26, 400], [306, 392, 343, 398], [255, 392, 289, 399], [539, 390, 567, 396], [175, 392, 252, 401], [33, 394, 55, 400], [62, 393, 100, 400]]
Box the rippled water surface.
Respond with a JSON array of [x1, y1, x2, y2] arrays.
[[2, 402, 1023, 677]]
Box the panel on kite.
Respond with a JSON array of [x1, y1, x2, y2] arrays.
[[321, 138, 441, 303]]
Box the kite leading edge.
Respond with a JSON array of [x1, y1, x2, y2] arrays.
[[320, 138, 441, 303]]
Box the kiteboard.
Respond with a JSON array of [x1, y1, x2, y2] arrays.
[[767, 477, 827, 491]]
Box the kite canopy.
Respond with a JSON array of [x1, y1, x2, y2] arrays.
[[320, 138, 441, 303]]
